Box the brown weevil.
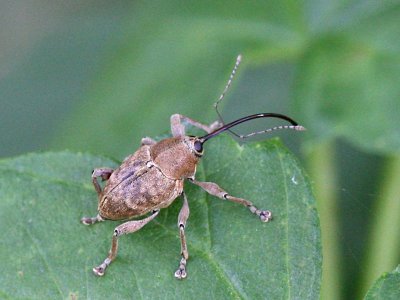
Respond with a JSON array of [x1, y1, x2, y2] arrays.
[[81, 55, 305, 279]]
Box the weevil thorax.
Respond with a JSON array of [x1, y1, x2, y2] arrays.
[[150, 136, 204, 180]]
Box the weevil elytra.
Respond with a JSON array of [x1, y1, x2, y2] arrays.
[[81, 55, 305, 279]]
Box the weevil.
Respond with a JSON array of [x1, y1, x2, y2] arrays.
[[81, 55, 305, 279]]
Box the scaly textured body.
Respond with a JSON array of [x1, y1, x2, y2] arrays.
[[99, 142, 185, 220]]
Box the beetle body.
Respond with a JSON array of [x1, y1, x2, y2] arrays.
[[98, 136, 201, 220], [81, 55, 305, 279]]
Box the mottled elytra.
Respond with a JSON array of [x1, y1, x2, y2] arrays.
[[81, 55, 305, 279]]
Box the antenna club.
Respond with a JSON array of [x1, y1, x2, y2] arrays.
[[237, 54, 242, 62]]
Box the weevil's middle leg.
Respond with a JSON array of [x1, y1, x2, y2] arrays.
[[81, 168, 114, 225], [93, 210, 160, 277], [175, 192, 190, 279], [190, 179, 272, 222], [170, 114, 222, 137]]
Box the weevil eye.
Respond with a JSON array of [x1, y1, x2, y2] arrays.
[[194, 140, 203, 153]]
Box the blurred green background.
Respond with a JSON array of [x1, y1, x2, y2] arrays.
[[1, 1, 399, 299]]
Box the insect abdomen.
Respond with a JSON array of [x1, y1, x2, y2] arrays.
[[99, 163, 182, 220]]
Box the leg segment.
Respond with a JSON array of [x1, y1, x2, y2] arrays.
[[190, 179, 272, 222], [93, 210, 160, 276], [175, 192, 190, 279], [170, 114, 222, 137], [141, 137, 156, 145], [91, 168, 114, 197], [81, 168, 114, 225], [81, 214, 104, 226]]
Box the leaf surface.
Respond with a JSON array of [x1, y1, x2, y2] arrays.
[[0, 136, 320, 299]]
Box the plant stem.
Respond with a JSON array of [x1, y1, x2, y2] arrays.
[[359, 155, 400, 297], [306, 140, 341, 300]]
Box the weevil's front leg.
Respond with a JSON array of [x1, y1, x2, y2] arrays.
[[170, 114, 222, 137], [175, 192, 190, 279], [91, 168, 114, 197], [93, 210, 160, 276], [190, 179, 272, 222], [81, 214, 104, 226], [81, 168, 114, 225]]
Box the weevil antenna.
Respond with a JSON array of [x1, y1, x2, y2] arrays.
[[200, 113, 305, 143], [214, 55, 242, 131]]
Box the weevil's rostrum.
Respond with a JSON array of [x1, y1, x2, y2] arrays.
[[81, 55, 305, 279]]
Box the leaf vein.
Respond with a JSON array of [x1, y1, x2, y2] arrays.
[[22, 224, 65, 298], [130, 267, 143, 300]]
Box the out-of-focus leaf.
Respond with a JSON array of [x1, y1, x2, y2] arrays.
[[50, 1, 400, 159], [0, 136, 320, 299], [53, 0, 306, 158], [294, 4, 400, 154]]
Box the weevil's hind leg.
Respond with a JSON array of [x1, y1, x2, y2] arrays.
[[170, 114, 222, 137], [93, 210, 160, 276], [81, 168, 114, 225], [175, 192, 190, 279], [190, 179, 272, 222]]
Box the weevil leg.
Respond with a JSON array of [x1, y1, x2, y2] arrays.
[[141, 137, 156, 145], [93, 210, 160, 277], [81, 168, 114, 225], [175, 192, 190, 279], [91, 168, 114, 197], [190, 179, 272, 222], [170, 114, 222, 137], [81, 214, 105, 225]]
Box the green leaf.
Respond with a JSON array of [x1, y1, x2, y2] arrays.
[[294, 3, 400, 154], [364, 266, 400, 300], [0, 135, 320, 299]]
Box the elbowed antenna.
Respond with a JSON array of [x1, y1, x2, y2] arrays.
[[213, 54, 242, 137], [214, 54, 242, 120], [199, 113, 305, 143]]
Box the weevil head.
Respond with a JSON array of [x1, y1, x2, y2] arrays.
[[150, 136, 203, 180], [186, 136, 204, 157]]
